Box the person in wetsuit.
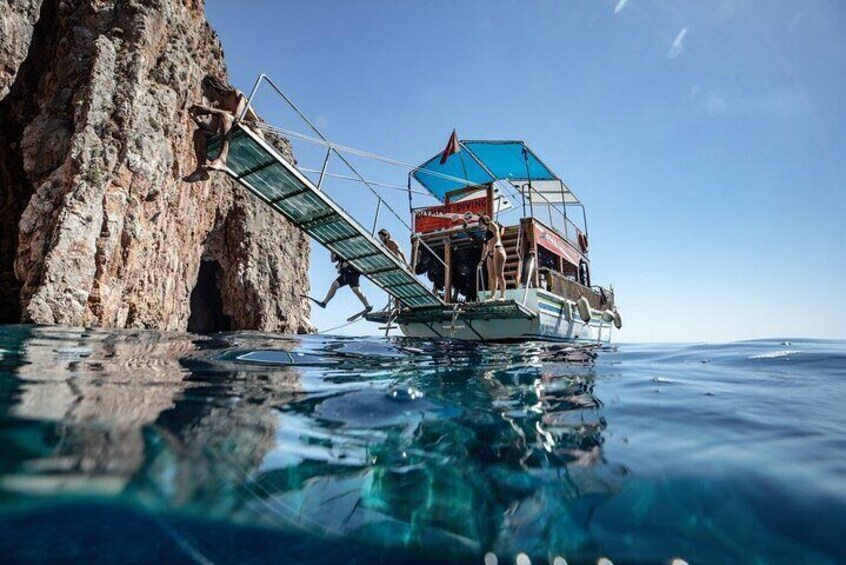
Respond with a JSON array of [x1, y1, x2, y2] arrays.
[[315, 253, 372, 312]]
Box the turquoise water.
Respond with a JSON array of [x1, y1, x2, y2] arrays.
[[0, 326, 843, 564]]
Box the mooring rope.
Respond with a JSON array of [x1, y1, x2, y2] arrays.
[[315, 316, 365, 335]]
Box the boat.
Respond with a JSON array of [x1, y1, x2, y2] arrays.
[[364, 140, 621, 343], [213, 74, 621, 343]]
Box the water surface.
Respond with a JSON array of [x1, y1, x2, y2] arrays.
[[0, 326, 843, 564]]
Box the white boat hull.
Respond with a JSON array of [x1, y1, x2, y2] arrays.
[[398, 289, 614, 343]]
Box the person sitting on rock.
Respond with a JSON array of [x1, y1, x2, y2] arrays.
[[183, 75, 259, 183]]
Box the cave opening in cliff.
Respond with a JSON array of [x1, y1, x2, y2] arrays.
[[187, 260, 231, 334]]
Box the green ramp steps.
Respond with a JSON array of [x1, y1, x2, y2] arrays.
[[212, 126, 443, 309]]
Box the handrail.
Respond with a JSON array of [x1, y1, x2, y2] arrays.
[[256, 121, 478, 190], [239, 73, 450, 273], [517, 180, 580, 242], [531, 216, 588, 262], [243, 79, 587, 244]]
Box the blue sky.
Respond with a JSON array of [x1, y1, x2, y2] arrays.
[[207, 0, 845, 342]]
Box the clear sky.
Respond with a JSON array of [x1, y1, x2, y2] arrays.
[[206, 0, 845, 342]]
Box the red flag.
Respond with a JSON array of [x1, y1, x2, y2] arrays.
[[439, 129, 460, 165]]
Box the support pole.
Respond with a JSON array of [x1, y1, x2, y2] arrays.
[[522, 252, 535, 306], [316, 146, 332, 190], [411, 235, 421, 274], [239, 73, 266, 122], [371, 199, 382, 235], [443, 236, 452, 304], [486, 183, 494, 218], [531, 221, 540, 288]]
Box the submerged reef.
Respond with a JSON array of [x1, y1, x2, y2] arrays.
[[0, 0, 312, 333]]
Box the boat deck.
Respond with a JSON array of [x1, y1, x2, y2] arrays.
[[364, 299, 536, 324]]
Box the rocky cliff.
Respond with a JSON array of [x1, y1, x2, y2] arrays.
[[0, 0, 312, 333]]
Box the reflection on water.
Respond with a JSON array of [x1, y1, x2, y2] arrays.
[[1, 326, 844, 564]]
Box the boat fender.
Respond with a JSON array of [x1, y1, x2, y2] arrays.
[[562, 300, 572, 321], [613, 309, 623, 329], [576, 297, 591, 323], [578, 232, 589, 253], [602, 310, 615, 323]]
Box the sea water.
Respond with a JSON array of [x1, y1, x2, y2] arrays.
[[0, 325, 843, 564]]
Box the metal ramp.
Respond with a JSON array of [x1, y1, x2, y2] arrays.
[[215, 125, 443, 309]]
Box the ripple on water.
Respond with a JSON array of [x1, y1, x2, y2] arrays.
[[0, 325, 843, 564]]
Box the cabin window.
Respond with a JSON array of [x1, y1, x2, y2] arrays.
[[537, 246, 559, 273]]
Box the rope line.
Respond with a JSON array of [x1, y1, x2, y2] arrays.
[[257, 122, 526, 214], [256, 123, 479, 188], [296, 167, 430, 195], [315, 317, 365, 335]]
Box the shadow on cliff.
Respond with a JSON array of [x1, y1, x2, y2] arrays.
[[187, 259, 231, 333]]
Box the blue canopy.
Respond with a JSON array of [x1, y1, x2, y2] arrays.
[[412, 140, 559, 202]]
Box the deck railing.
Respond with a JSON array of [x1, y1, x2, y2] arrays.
[[539, 268, 614, 310]]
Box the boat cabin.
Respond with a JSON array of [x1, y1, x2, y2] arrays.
[[408, 140, 614, 311]]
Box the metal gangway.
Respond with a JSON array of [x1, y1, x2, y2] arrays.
[[213, 76, 444, 309]]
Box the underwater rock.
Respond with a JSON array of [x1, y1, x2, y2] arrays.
[[0, 0, 312, 333]]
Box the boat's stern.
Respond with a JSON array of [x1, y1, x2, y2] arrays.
[[366, 288, 614, 343]]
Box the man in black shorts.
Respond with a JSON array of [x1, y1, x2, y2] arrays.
[[315, 253, 372, 312]]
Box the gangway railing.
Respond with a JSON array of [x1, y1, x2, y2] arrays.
[[214, 125, 443, 308], [206, 73, 459, 309]]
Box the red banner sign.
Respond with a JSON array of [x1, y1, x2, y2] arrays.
[[534, 222, 582, 267], [413, 196, 488, 233]]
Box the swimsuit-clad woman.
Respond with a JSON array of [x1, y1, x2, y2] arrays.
[[479, 215, 507, 301]]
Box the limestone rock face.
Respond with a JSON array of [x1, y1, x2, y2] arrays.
[[0, 0, 42, 98], [0, 0, 312, 333]]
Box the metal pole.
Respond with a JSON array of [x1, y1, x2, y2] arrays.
[[560, 180, 568, 232], [254, 74, 451, 274], [238, 73, 266, 122], [407, 174, 414, 216], [521, 186, 526, 218], [371, 199, 382, 235], [262, 76, 330, 143], [521, 253, 535, 306], [527, 185, 535, 219], [316, 146, 332, 190], [521, 144, 537, 225]]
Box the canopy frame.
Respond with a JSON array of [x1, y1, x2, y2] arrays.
[[409, 138, 588, 244]]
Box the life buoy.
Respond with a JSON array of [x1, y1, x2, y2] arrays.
[[613, 309, 623, 329], [576, 296, 591, 322], [578, 232, 589, 253]]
